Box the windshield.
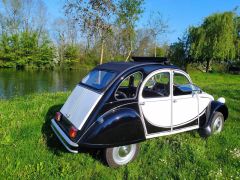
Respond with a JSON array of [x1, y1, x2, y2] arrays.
[[81, 69, 117, 90]]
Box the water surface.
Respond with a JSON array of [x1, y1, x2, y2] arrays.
[[0, 69, 90, 99]]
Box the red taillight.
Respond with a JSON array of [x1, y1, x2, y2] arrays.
[[55, 112, 61, 122], [69, 126, 78, 139]]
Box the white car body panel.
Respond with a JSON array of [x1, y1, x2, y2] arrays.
[[140, 97, 171, 127], [198, 92, 214, 113], [172, 94, 198, 126], [171, 70, 199, 126], [139, 69, 206, 137], [146, 125, 199, 139], [60, 85, 102, 130], [139, 69, 172, 130]]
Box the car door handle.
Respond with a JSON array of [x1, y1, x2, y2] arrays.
[[173, 99, 177, 103], [139, 102, 145, 105]]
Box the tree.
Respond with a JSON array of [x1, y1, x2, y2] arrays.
[[65, 0, 116, 64], [147, 11, 168, 57], [156, 43, 169, 57], [169, 41, 188, 71], [52, 17, 81, 67], [234, 15, 240, 60], [0, 0, 22, 34], [0, 0, 47, 35], [134, 28, 153, 56], [0, 31, 54, 68], [36, 33, 55, 67], [63, 44, 78, 67], [189, 12, 236, 72], [169, 32, 191, 71], [0, 33, 16, 67], [116, 0, 144, 61], [0, 0, 54, 69]]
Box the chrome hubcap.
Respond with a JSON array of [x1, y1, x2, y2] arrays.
[[119, 146, 131, 157], [112, 144, 136, 165], [213, 116, 223, 134]]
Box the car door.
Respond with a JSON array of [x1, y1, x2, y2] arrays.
[[139, 70, 172, 134], [172, 71, 199, 130]]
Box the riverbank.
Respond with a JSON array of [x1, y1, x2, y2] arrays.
[[0, 72, 239, 179], [0, 68, 89, 99]]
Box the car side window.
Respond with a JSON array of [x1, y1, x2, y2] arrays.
[[173, 72, 192, 96], [143, 72, 170, 98], [115, 72, 142, 100]]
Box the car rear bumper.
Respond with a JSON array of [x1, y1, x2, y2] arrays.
[[51, 119, 79, 153]]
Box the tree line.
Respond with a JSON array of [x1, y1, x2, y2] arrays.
[[0, 0, 239, 72], [0, 0, 167, 69], [0, 0, 55, 69]]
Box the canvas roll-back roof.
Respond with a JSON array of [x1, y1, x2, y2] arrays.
[[82, 58, 180, 92], [95, 62, 139, 73], [95, 59, 178, 74]]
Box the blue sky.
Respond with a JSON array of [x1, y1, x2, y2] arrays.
[[44, 0, 240, 44]]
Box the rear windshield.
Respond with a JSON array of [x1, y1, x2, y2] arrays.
[[81, 69, 117, 90]]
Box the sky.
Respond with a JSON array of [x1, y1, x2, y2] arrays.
[[44, 0, 240, 44]]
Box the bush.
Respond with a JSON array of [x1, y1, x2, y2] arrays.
[[0, 31, 55, 69]]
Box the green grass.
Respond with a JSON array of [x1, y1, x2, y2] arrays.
[[0, 71, 240, 179]]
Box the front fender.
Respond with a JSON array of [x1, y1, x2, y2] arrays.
[[78, 108, 145, 148], [199, 100, 228, 136], [206, 101, 228, 124]]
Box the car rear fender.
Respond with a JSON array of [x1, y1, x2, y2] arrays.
[[78, 108, 145, 148]]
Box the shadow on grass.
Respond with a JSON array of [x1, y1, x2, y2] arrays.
[[41, 104, 65, 155], [41, 104, 106, 165]]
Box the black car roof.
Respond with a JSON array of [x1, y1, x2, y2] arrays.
[[95, 61, 180, 73], [80, 61, 181, 92]]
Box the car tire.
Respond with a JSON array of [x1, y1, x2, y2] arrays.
[[210, 112, 224, 134], [198, 111, 224, 137], [104, 143, 139, 168]]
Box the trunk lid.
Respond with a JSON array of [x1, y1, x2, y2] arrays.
[[60, 85, 102, 130]]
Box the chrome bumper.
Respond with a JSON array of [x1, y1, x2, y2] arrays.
[[51, 119, 79, 153]]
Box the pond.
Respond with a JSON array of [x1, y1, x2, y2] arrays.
[[0, 68, 90, 99]]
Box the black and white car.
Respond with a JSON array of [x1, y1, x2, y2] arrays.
[[51, 57, 228, 167]]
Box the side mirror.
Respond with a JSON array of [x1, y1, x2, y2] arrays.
[[177, 85, 193, 94], [191, 84, 202, 94]]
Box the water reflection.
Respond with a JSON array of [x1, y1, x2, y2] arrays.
[[0, 69, 89, 99]]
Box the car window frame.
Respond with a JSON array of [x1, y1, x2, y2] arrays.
[[81, 69, 117, 91], [172, 70, 193, 97], [140, 69, 172, 99], [114, 71, 143, 101]]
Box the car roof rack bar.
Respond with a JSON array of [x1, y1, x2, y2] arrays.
[[131, 56, 170, 64]]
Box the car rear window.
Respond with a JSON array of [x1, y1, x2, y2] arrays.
[[81, 69, 117, 90]]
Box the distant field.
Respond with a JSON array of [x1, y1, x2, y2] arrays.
[[0, 71, 239, 179]]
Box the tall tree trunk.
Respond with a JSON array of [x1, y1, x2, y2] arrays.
[[125, 41, 132, 62], [125, 50, 132, 62], [86, 33, 90, 53], [184, 62, 188, 72], [154, 45, 157, 57], [206, 59, 211, 73], [154, 40, 157, 57], [100, 40, 104, 64]]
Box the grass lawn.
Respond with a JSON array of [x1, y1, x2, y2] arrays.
[[0, 71, 239, 179]]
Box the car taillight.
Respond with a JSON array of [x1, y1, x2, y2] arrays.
[[55, 112, 61, 122], [69, 126, 78, 139]]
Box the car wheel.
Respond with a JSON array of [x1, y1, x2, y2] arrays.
[[104, 143, 139, 168], [210, 112, 224, 134]]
